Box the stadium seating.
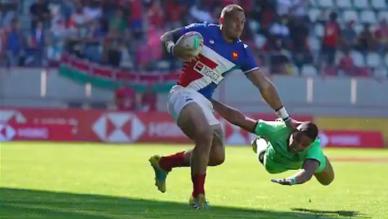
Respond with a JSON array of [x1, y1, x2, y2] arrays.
[[360, 10, 377, 24], [318, 0, 334, 8], [384, 53, 388, 67], [366, 52, 382, 68], [374, 66, 388, 78], [370, 0, 387, 9], [337, 0, 353, 9], [350, 51, 365, 67], [354, 24, 364, 34], [308, 8, 321, 22], [377, 11, 388, 21], [307, 36, 321, 52], [314, 23, 325, 38], [308, 0, 318, 7], [353, 0, 370, 9], [343, 10, 359, 23]]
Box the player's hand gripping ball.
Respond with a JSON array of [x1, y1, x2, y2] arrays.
[[175, 31, 204, 60]]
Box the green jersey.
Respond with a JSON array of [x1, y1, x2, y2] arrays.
[[254, 120, 326, 174]]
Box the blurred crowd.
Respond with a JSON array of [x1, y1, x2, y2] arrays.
[[0, 0, 387, 78]]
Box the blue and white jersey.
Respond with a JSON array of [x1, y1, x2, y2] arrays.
[[174, 23, 259, 99]]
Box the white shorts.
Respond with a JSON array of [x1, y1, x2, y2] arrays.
[[167, 85, 219, 126]]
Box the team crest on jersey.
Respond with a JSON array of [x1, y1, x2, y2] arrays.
[[232, 51, 239, 60]]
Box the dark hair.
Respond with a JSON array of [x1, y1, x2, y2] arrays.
[[220, 4, 244, 19], [297, 122, 319, 140]]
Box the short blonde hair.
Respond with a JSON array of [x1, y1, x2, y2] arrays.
[[220, 4, 244, 19]]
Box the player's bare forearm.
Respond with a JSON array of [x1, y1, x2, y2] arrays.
[[246, 69, 283, 111], [272, 159, 318, 185], [212, 99, 257, 132], [160, 28, 180, 43], [160, 28, 196, 61], [293, 159, 319, 184], [291, 169, 314, 184], [160, 28, 182, 56]]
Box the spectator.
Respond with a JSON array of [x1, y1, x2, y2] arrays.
[[29, 0, 50, 28], [140, 88, 157, 112], [115, 86, 137, 111], [0, 0, 18, 27], [146, 0, 165, 28], [165, 0, 187, 28], [109, 9, 128, 35], [128, 0, 144, 37], [341, 20, 357, 50], [105, 38, 122, 67], [83, 0, 102, 23], [357, 24, 375, 53], [257, 0, 276, 34], [146, 27, 163, 65], [68, 4, 88, 38], [276, 0, 307, 20], [276, 0, 292, 17], [338, 49, 355, 76], [321, 12, 341, 65], [338, 49, 370, 77], [50, 4, 68, 40], [269, 16, 290, 44], [374, 19, 388, 54], [1, 0, 384, 80], [26, 21, 46, 66], [289, 19, 312, 69], [289, 0, 307, 21], [5, 18, 25, 67]]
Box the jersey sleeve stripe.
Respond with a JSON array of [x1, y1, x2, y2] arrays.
[[244, 67, 260, 74]]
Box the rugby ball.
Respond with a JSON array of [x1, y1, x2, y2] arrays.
[[176, 31, 203, 56]]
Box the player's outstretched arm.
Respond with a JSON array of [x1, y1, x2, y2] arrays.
[[271, 159, 319, 186], [246, 69, 299, 129], [212, 99, 257, 133], [160, 28, 198, 61]]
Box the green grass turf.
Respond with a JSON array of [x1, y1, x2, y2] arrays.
[[1, 142, 388, 219]]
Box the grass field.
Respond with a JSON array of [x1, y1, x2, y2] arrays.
[[1, 142, 388, 219]]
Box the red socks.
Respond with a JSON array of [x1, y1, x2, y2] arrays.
[[159, 151, 187, 172], [192, 173, 206, 198], [159, 151, 206, 197]]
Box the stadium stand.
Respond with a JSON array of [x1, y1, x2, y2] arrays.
[[0, 0, 387, 78]]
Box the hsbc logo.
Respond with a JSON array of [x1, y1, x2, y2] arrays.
[[0, 110, 26, 123], [0, 110, 25, 142], [93, 112, 145, 143], [0, 124, 16, 141]]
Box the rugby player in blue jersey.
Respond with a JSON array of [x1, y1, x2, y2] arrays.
[[149, 4, 297, 208]]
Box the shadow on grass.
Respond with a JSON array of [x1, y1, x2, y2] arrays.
[[292, 208, 369, 218], [0, 187, 361, 219]]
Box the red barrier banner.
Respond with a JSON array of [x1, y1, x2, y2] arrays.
[[0, 108, 316, 145], [319, 130, 384, 148], [0, 124, 74, 141]]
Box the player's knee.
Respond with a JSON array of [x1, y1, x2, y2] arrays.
[[321, 173, 335, 186], [209, 154, 225, 166], [320, 178, 333, 186], [316, 170, 335, 186], [195, 127, 213, 144], [320, 158, 335, 186]]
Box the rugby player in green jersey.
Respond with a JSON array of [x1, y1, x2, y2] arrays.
[[212, 100, 334, 186]]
